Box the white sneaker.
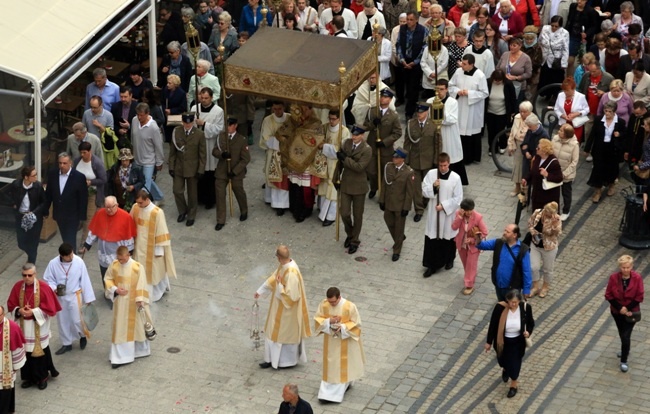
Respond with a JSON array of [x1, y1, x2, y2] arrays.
[[620, 362, 629, 372], [499, 148, 506, 154], [586, 155, 593, 162], [560, 213, 570, 221]]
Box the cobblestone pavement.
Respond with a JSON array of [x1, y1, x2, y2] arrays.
[[0, 108, 648, 413]]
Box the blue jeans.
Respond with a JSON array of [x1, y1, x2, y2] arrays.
[[138, 164, 164, 201]]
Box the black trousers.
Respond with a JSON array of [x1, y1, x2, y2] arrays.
[[485, 113, 509, 153], [461, 133, 483, 164], [198, 170, 216, 208], [56, 218, 80, 253], [15, 215, 43, 264], [423, 237, 456, 270], [395, 64, 422, 118], [21, 346, 57, 385], [497, 336, 524, 381], [560, 181, 572, 214], [612, 312, 636, 363]]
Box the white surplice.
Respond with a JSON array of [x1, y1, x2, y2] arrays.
[[421, 169, 463, 240], [448, 67, 489, 136], [260, 112, 290, 208], [190, 103, 224, 171]]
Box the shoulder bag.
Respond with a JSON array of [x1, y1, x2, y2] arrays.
[[542, 158, 563, 190], [524, 303, 532, 348]]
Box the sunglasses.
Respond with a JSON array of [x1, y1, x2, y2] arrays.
[[22, 273, 35, 277]]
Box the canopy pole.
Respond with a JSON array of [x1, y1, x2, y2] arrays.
[[148, 0, 158, 85]]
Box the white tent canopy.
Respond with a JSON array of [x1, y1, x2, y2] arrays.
[[0, 0, 159, 180]]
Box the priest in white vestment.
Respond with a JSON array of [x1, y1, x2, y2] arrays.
[[260, 102, 290, 215], [318, 110, 350, 225], [130, 190, 177, 302], [192, 87, 224, 209], [448, 54, 489, 164], [351, 72, 396, 126], [427, 80, 468, 185], [43, 243, 96, 355], [314, 287, 365, 403], [104, 246, 151, 368], [421, 153, 463, 277], [255, 245, 311, 369]]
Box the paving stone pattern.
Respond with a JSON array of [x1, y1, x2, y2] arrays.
[[0, 109, 648, 413]]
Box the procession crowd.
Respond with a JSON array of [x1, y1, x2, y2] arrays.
[[2, 0, 649, 411]]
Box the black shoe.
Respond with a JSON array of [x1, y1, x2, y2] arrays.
[[80, 337, 87, 350], [111, 363, 123, 369], [368, 190, 376, 199], [21, 381, 34, 389], [50, 369, 60, 378], [295, 216, 305, 223], [445, 261, 454, 270], [55, 345, 72, 355], [502, 370, 508, 383], [259, 362, 272, 369], [344, 237, 352, 248], [185, 219, 195, 227], [322, 219, 334, 227], [204, 204, 215, 210], [348, 245, 358, 254], [37, 381, 48, 390], [276, 208, 285, 216], [507, 387, 518, 398], [423, 268, 436, 278], [215, 223, 224, 231], [414, 214, 422, 222], [240, 213, 248, 222], [392, 253, 400, 262], [177, 213, 187, 223]]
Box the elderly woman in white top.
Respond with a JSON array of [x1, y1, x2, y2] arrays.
[[612, 1, 644, 39], [371, 27, 392, 83], [507, 101, 534, 196], [391, 14, 407, 67], [539, 16, 570, 87]]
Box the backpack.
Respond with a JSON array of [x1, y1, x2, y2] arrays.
[[491, 239, 529, 290]]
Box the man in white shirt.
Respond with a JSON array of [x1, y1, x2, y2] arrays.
[[320, 0, 358, 38], [296, 0, 319, 32]]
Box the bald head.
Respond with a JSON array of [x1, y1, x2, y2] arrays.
[[276, 245, 290, 261]]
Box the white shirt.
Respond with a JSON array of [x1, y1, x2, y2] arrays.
[[504, 307, 521, 338], [76, 159, 96, 180], [19, 182, 32, 213], [602, 115, 618, 143], [59, 170, 70, 194]]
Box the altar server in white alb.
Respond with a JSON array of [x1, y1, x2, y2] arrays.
[[421, 153, 463, 278], [427, 79, 468, 185], [448, 53, 489, 164], [260, 101, 290, 215], [43, 243, 96, 355], [314, 287, 365, 403], [318, 110, 350, 226], [104, 246, 151, 369], [254, 245, 311, 370]]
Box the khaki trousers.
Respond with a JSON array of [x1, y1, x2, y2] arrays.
[[340, 192, 366, 245], [173, 175, 198, 219]]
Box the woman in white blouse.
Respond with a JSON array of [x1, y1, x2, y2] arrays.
[[539, 15, 570, 90], [459, 0, 481, 33], [373, 27, 393, 83], [554, 77, 590, 143]]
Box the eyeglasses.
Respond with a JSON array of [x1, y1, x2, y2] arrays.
[[22, 273, 35, 277]]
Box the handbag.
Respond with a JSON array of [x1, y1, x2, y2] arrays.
[[572, 114, 589, 128], [81, 303, 99, 332], [541, 159, 562, 190], [634, 164, 650, 179], [551, 57, 562, 70], [626, 311, 642, 323]]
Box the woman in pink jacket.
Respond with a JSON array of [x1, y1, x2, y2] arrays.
[[452, 198, 489, 295]]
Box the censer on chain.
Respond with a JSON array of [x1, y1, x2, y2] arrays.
[[250, 300, 262, 350]]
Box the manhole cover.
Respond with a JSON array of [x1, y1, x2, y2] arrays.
[[354, 256, 367, 262], [167, 347, 181, 354]]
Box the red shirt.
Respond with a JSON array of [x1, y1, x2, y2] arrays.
[[586, 74, 602, 113]]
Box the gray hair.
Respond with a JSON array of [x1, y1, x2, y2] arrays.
[[72, 122, 87, 133], [22, 263, 36, 272], [284, 383, 299, 396], [104, 196, 117, 206], [196, 59, 211, 72], [167, 40, 181, 52], [220, 11, 232, 24], [181, 7, 196, 19], [500, 0, 512, 7], [604, 100, 618, 112], [92, 68, 107, 78], [135, 102, 150, 114], [620, 1, 634, 11], [58, 152, 72, 161], [524, 113, 540, 127], [601, 19, 614, 31], [519, 101, 533, 112]]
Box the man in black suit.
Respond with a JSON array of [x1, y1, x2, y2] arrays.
[[45, 153, 88, 252], [111, 86, 138, 143]]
